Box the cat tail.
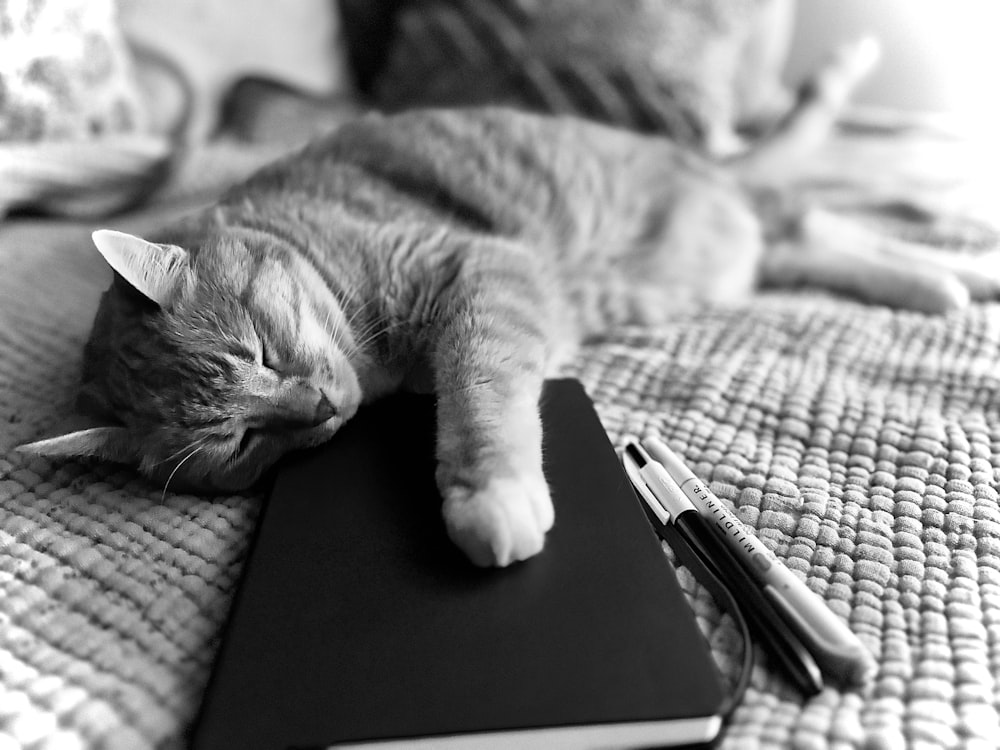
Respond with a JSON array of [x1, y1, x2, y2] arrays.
[[731, 36, 880, 185]]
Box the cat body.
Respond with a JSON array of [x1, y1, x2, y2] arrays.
[[191, 105, 761, 360], [22, 42, 1000, 566], [66, 106, 762, 566]]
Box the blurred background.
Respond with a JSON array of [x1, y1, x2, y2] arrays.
[[787, 0, 1000, 131], [4, 0, 998, 218]]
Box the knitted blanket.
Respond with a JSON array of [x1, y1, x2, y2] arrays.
[[2, 132, 1000, 749]]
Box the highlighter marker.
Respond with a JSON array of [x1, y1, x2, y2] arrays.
[[642, 436, 877, 686]]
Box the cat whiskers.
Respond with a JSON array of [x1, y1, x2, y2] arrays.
[[321, 295, 356, 351], [160, 444, 208, 502], [340, 297, 372, 341], [342, 284, 401, 353], [155, 433, 213, 467], [332, 291, 399, 359], [329, 282, 377, 353], [352, 318, 403, 354]]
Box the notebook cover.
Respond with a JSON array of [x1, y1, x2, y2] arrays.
[[189, 379, 724, 749]]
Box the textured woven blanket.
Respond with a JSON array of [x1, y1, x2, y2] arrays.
[[2, 133, 1000, 749]]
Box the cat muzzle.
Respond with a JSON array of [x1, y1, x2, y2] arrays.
[[254, 383, 339, 429]]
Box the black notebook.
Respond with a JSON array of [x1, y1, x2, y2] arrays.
[[190, 379, 724, 749]]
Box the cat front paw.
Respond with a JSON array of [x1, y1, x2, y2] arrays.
[[441, 474, 554, 567]]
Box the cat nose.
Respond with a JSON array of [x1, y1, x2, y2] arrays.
[[313, 390, 338, 424], [257, 382, 338, 428]]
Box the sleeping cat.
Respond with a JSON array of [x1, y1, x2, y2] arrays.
[[19, 40, 1000, 567]]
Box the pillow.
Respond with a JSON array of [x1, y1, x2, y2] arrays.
[[369, 0, 795, 154], [0, 0, 146, 141]]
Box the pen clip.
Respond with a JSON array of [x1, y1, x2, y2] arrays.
[[621, 450, 671, 525], [621, 449, 758, 714]]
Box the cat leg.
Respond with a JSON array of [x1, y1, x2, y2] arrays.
[[761, 208, 1000, 313], [430, 241, 559, 567]]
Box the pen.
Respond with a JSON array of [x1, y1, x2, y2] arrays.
[[623, 442, 823, 696], [642, 436, 876, 686]]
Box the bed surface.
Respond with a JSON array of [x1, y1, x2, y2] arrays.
[[2, 121, 1000, 750]]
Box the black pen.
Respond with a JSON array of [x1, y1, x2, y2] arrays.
[[623, 442, 823, 696]]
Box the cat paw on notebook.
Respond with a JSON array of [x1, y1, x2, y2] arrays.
[[441, 473, 554, 567]]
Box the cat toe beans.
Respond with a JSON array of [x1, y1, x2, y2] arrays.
[[441, 475, 554, 567]]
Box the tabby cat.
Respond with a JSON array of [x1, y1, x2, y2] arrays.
[[19, 40, 999, 566]]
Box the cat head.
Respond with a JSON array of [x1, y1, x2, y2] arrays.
[[18, 228, 363, 492]]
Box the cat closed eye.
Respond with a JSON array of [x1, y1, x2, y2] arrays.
[[260, 341, 281, 372], [235, 428, 258, 457]]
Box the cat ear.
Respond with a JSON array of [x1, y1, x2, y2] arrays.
[[92, 229, 188, 307], [17, 426, 137, 464]]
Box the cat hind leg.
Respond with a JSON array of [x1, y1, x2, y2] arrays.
[[762, 208, 1000, 313], [737, 36, 880, 183]]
